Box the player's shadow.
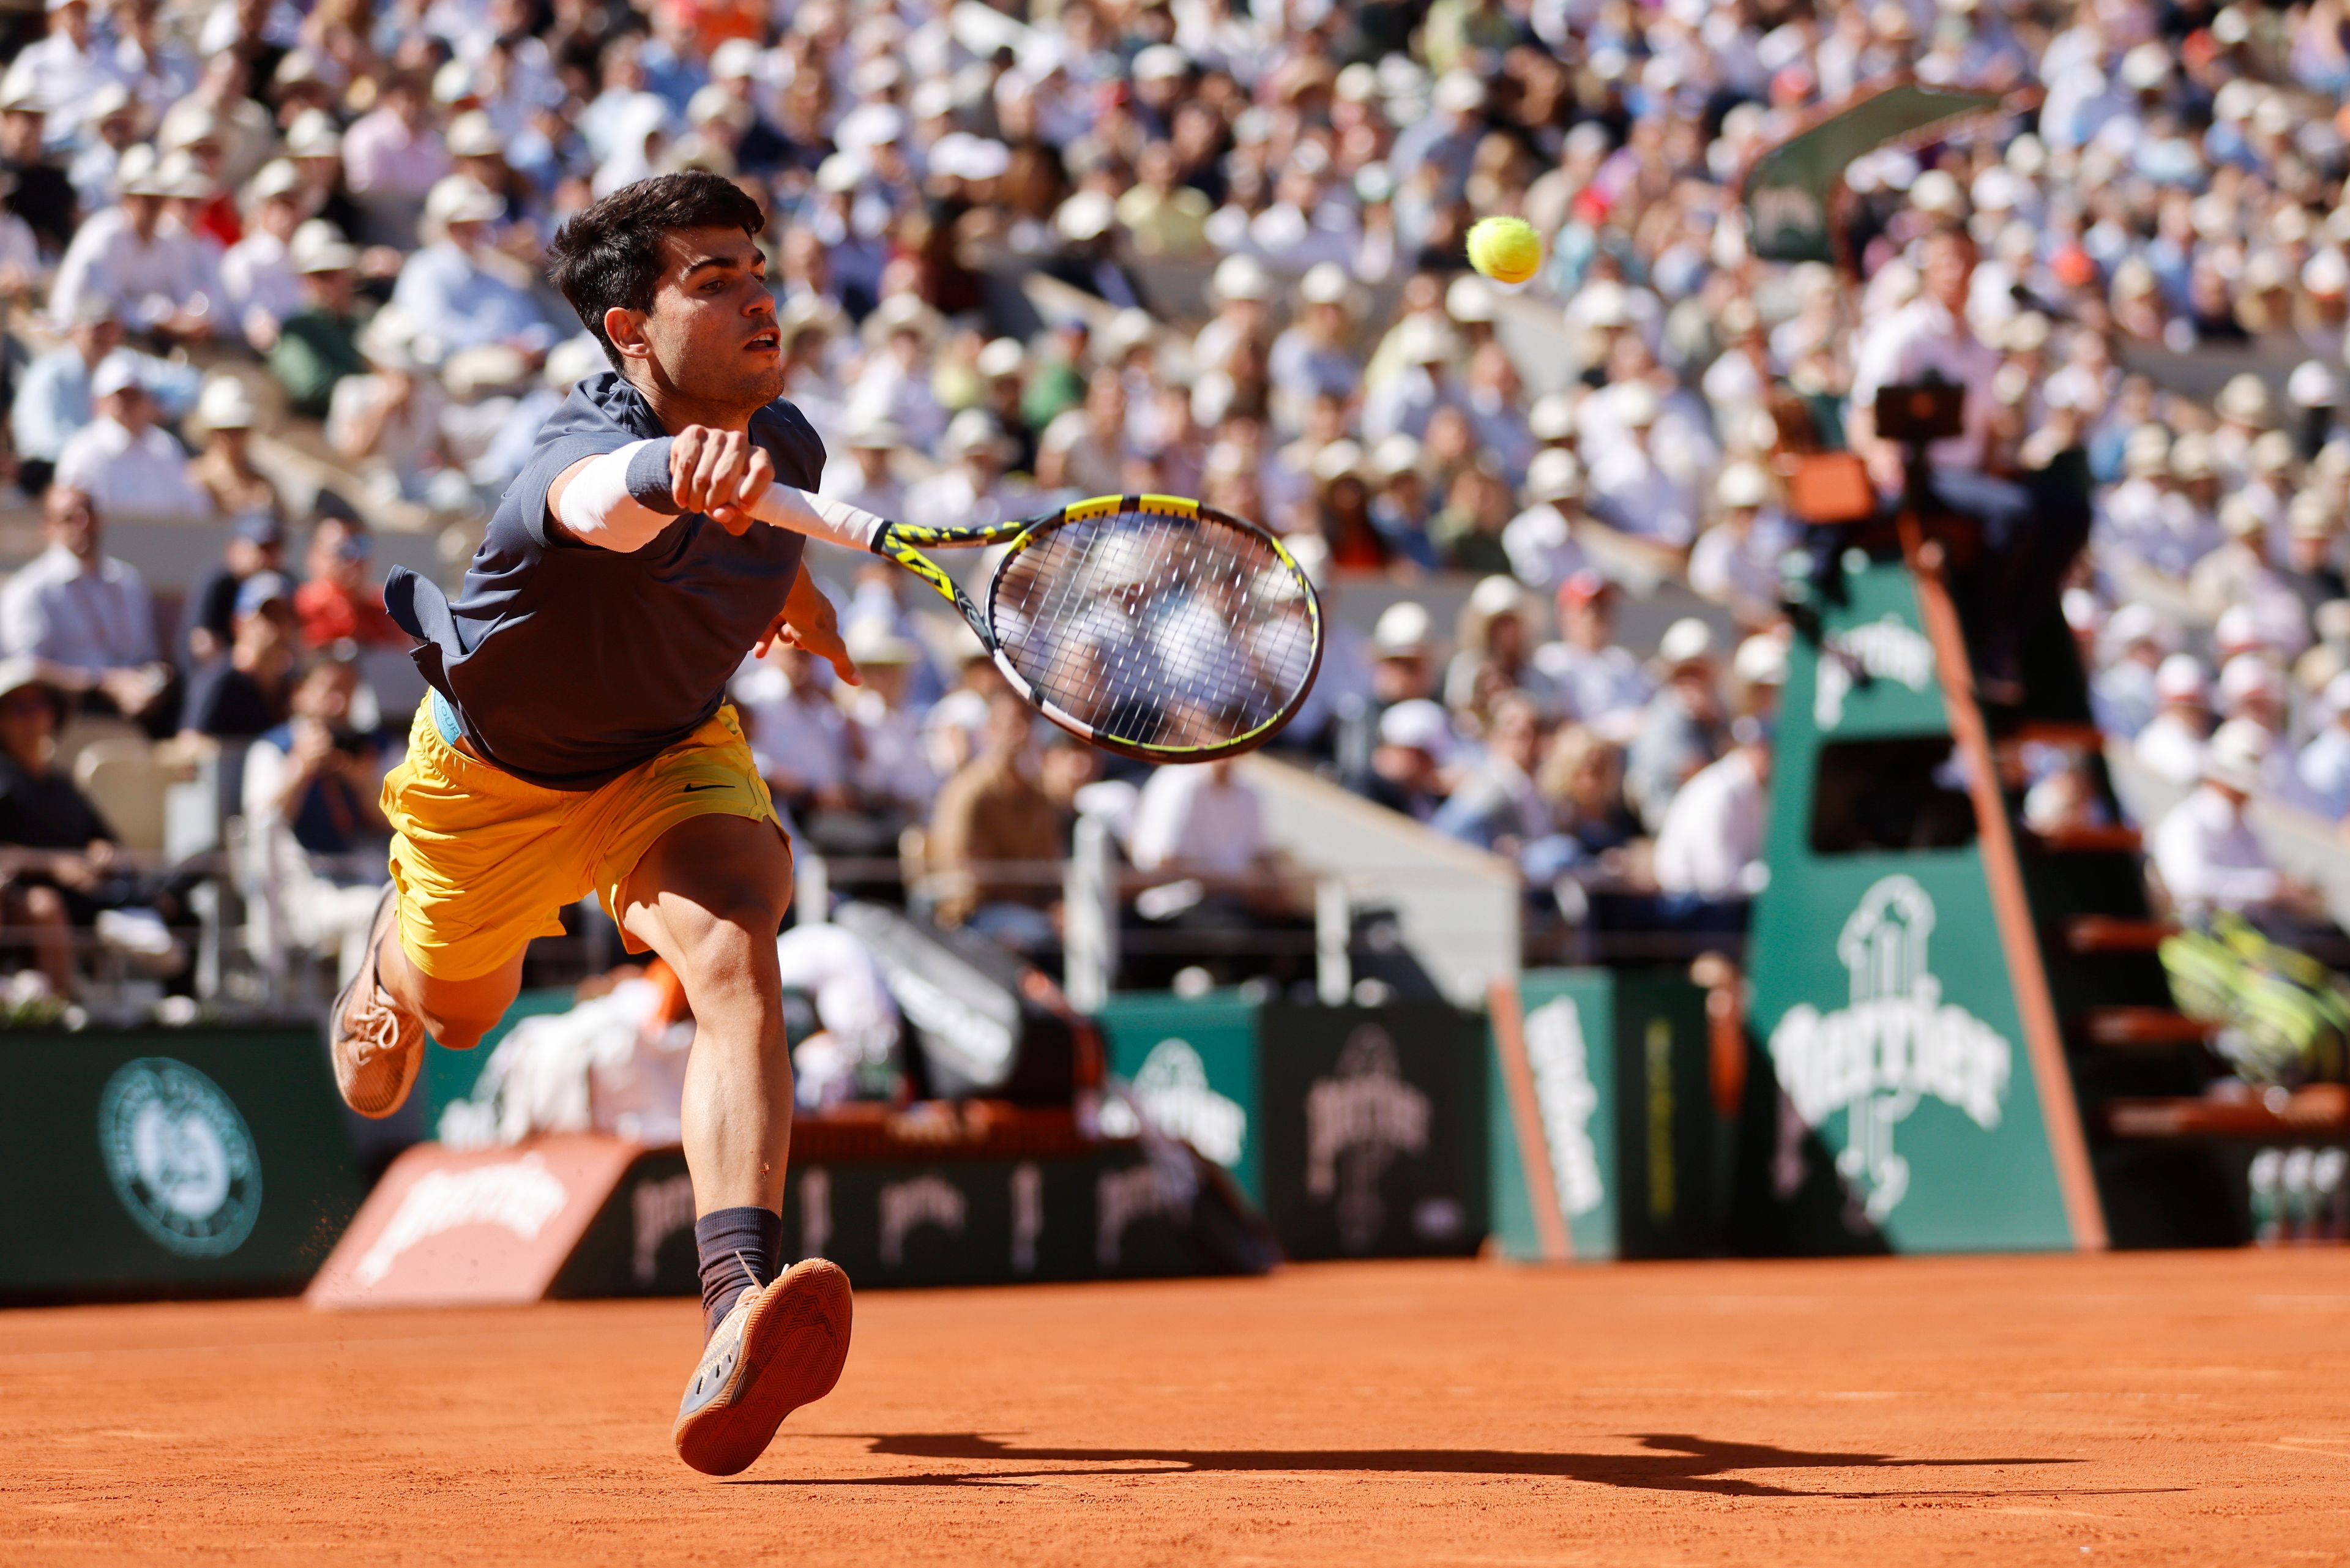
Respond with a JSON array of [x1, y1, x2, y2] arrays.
[[742, 1431, 2119, 1498]]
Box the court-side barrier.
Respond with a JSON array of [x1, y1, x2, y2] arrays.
[[1485, 968, 1731, 1262], [308, 1114, 1274, 1309], [1095, 996, 1489, 1260], [0, 1025, 368, 1302]]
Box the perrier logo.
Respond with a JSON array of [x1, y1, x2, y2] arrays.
[[1767, 876, 2012, 1221]]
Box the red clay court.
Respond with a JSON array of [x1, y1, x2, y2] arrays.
[[8, 1249, 2350, 1566]]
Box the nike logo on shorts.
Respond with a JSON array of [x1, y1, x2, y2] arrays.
[[681, 782, 729, 794]]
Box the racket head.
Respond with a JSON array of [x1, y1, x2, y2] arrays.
[[982, 495, 1324, 764]]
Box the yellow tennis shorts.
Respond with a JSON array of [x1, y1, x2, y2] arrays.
[[381, 699, 783, 980]]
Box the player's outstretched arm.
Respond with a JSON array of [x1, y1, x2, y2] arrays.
[[546, 427, 886, 552]]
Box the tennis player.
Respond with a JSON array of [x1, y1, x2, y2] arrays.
[[335, 173, 895, 1476]]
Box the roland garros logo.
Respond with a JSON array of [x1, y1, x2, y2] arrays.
[[98, 1058, 262, 1258], [1767, 875, 2012, 1222]]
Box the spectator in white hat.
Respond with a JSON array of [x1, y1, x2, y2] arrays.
[[326, 307, 449, 505], [218, 160, 307, 348], [904, 409, 1024, 533], [2151, 720, 2296, 920], [2091, 603, 2173, 740], [1583, 379, 1698, 560], [819, 411, 909, 523], [1432, 690, 1551, 855], [1501, 448, 1591, 593], [48, 143, 223, 339], [1654, 713, 1773, 902], [844, 294, 948, 452], [54, 352, 209, 518], [388, 174, 553, 367], [1446, 575, 1563, 725], [1267, 263, 1362, 433], [1361, 314, 1464, 446], [838, 623, 938, 821], [185, 376, 278, 521], [1688, 461, 1790, 631], [2136, 653, 2212, 788], [267, 221, 366, 420], [9, 296, 192, 487], [1366, 697, 1460, 821], [1624, 616, 1727, 830]]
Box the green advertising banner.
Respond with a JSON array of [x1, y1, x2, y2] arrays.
[[1489, 969, 1721, 1262], [0, 1026, 368, 1299], [1098, 991, 1262, 1202], [1746, 564, 2076, 1252]]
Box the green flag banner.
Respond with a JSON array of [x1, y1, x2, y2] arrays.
[[1742, 83, 2007, 264]]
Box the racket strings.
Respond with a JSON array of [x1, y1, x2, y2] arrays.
[[993, 510, 1318, 752]]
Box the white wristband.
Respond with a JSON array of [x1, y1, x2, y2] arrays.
[[750, 485, 888, 550], [553, 439, 674, 553]]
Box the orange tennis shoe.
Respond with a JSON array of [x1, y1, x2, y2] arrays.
[[673, 1258, 854, 1476]]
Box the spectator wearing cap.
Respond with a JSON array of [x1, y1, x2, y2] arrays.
[[181, 569, 298, 740], [388, 175, 554, 370], [972, 337, 1039, 476], [1532, 571, 1653, 741], [185, 376, 279, 522], [1581, 380, 1698, 563], [733, 638, 852, 822], [1501, 447, 1591, 592], [327, 308, 452, 506], [1624, 617, 1727, 832], [2136, 653, 2212, 788], [0, 655, 123, 998], [1366, 698, 1460, 822], [845, 296, 948, 453], [838, 623, 937, 821], [53, 353, 209, 518], [1365, 435, 1438, 567], [1390, 69, 1486, 196], [1307, 441, 1390, 572], [1367, 602, 1438, 717], [1, 485, 171, 726], [48, 143, 222, 338], [218, 160, 307, 349], [1037, 375, 1131, 498], [268, 220, 367, 420], [1362, 314, 1466, 446], [2150, 720, 2302, 921], [1268, 263, 1362, 434], [294, 510, 403, 651], [2280, 495, 2347, 627], [2193, 498, 2313, 656], [0, 83, 72, 261], [1688, 462, 1791, 632], [1445, 575, 1564, 726], [341, 70, 449, 247], [906, 409, 1025, 533], [182, 510, 284, 668], [9, 299, 184, 490], [819, 413, 908, 523]]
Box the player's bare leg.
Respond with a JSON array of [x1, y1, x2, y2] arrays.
[[330, 883, 526, 1117], [617, 812, 851, 1476]]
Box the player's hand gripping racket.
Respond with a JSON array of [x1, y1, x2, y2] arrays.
[[870, 494, 1324, 764]]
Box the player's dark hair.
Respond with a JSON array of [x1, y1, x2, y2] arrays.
[[546, 171, 766, 373]]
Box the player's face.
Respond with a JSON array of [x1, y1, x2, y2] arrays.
[[641, 225, 784, 411]]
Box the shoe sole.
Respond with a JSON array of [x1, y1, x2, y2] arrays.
[[674, 1258, 854, 1477], [332, 884, 420, 1120]]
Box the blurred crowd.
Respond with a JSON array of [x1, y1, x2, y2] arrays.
[[1, 0, 2349, 995]]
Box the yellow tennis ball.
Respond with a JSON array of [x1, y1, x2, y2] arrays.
[[1466, 216, 1542, 285]]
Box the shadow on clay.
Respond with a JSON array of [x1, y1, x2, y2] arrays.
[[730, 1432, 2158, 1498]]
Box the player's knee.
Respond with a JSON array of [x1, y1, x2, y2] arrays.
[[674, 901, 787, 998]]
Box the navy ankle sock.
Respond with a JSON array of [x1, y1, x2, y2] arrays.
[[695, 1206, 784, 1340]]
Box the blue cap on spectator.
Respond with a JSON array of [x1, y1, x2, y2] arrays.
[[235, 572, 294, 618]]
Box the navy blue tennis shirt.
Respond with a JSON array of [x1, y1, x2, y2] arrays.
[[383, 371, 823, 790]]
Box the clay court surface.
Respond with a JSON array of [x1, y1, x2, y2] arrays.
[[8, 1252, 2350, 1566]]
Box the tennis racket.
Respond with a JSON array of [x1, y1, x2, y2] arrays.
[[869, 493, 1324, 764]]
